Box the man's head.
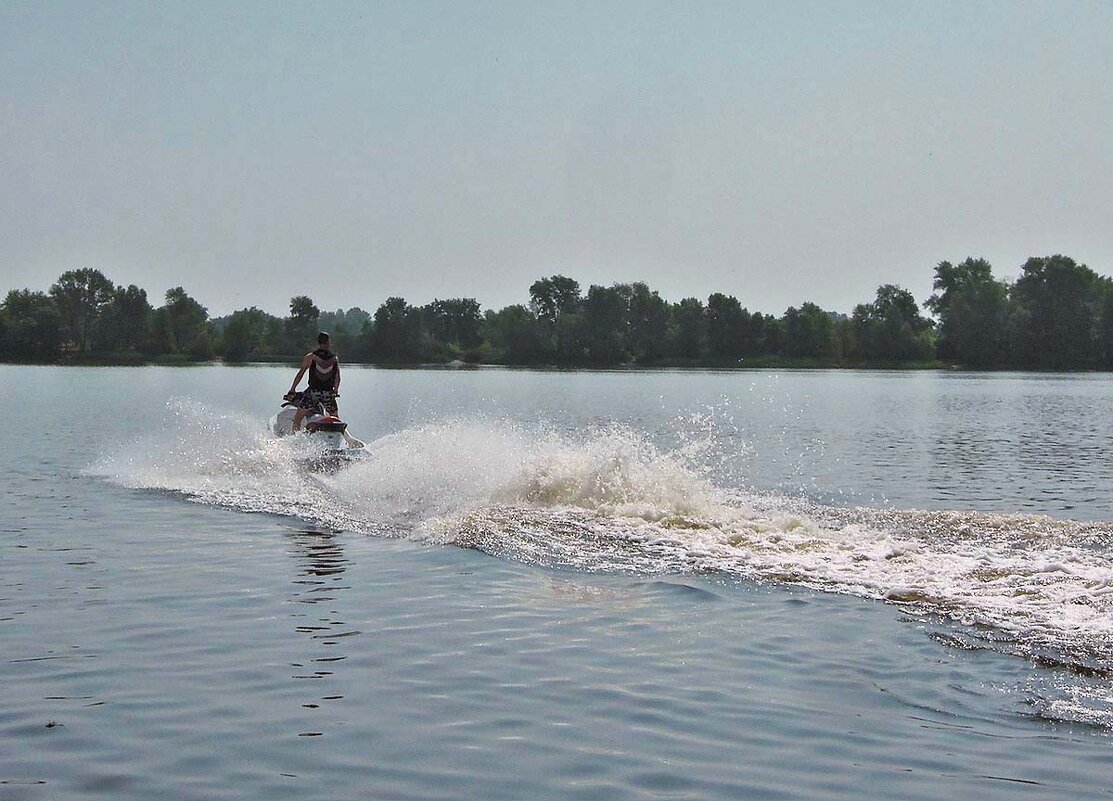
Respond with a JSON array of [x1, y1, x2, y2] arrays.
[[317, 332, 330, 346]]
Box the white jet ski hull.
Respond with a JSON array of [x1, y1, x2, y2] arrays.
[[272, 407, 359, 455]]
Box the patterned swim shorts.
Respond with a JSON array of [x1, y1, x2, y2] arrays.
[[294, 389, 338, 416]]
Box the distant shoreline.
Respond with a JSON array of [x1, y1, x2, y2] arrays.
[[4, 356, 1109, 374], [9, 257, 1112, 372]]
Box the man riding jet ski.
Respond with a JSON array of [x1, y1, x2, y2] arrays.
[[287, 332, 342, 430], [277, 331, 364, 451]]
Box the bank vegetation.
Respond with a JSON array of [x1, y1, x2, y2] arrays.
[[3, 255, 1112, 371]]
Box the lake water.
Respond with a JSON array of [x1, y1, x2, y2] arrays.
[[3, 365, 1113, 799]]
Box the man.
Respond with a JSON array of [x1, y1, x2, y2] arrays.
[[286, 332, 341, 432]]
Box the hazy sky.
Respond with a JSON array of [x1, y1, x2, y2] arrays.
[[3, 1, 1111, 318]]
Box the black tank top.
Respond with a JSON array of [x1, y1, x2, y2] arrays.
[[308, 348, 338, 391]]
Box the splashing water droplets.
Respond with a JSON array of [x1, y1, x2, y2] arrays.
[[89, 399, 1113, 675]]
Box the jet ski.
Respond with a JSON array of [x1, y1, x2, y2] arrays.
[[272, 392, 365, 470]]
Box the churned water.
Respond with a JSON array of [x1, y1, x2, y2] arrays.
[[3, 365, 1112, 799]]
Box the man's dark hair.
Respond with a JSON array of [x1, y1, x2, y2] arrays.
[[317, 332, 330, 345]]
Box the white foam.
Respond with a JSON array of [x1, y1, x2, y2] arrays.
[[91, 400, 1113, 667]]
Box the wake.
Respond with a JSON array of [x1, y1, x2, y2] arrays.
[[91, 399, 1113, 683]]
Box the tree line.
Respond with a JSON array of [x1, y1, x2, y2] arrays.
[[2, 254, 1112, 370]]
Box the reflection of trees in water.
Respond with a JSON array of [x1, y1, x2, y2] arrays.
[[286, 529, 360, 736]]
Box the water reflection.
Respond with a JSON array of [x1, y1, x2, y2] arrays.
[[285, 530, 359, 736]]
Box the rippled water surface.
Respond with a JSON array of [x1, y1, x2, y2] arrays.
[[3, 365, 1113, 799]]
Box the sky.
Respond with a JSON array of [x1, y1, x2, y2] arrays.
[[2, 1, 1111, 318]]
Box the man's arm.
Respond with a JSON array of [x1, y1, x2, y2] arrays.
[[288, 353, 312, 393], [333, 359, 341, 392]]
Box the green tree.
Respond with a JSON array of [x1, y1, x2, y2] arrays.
[[783, 302, 838, 360], [97, 284, 153, 355], [318, 307, 371, 336], [852, 285, 933, 362], [370, 297, 429, 361], [741, 312, 779, 356], [318, 307, 371, 356], [1007, 255, 1103, 368], [222, 307, 283, 362], [925, 258, 1008, 367], [284, 295, 320, 356], [552, 312, 588, 364], [581, 284, 631, 365], [151, 287, 210, 356], [626, 282, 669, 363], [424, 298, 483, 349], [529, 275, 581, 324], [222, 312, 255, 363], [706, 293, 747, 361], [530, 275, 581, 360], [668, 297, 707, 360], [49, 268, 115, 353], [832, 315, 856, 362], [1, 290, 64, 361], [482, 305, 547, 364], [189, 327, 215, 361]]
